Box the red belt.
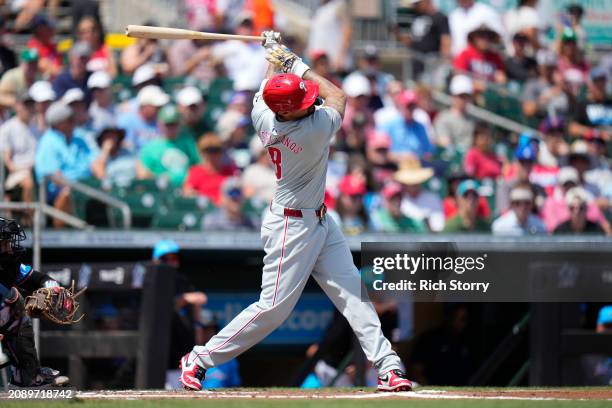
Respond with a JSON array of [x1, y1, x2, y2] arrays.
[[283, 204, 327, 219]]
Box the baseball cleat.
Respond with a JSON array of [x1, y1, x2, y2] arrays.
[[377, 369, 415, 392], [179, 353, 205, 391]]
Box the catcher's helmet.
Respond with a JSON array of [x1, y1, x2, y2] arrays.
[[0, 217, 26, 259], [263, 74, 319, 114]]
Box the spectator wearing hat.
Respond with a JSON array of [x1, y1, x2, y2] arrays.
[[378, 90, 433, 162], [117, 85, 169, 152], [370, 182, 425, 233], [62, 87, 96, 150], [120, 21, 168, 75], [449, 0, 504, 56], [540, 167, 609, 234], [399, 0, 451, 79], [497, 143, 546, 215], [554, 187, 605, 235], [453, 22, 506, 85], [183, 133, 239, 205], [443, 172, 491, 220], [0, 48, 39, 109], [0, 92, 37, 206], [433, 74, 475, 153], [557, 28, 590, 85], [26, 13, 62, 78], [492, 184, 546, 235], [202, 177, 258, 231], [75, 15, 117, 76], [504, 33, 537, 83], [117, 64, 163, 115], [340, 73, 375, 136], [138, 104, 200, 187], [87, 71, 116, 132], [463, 122, 503, 180], [91, 127, 138, 188], [307, 0, 352, 72], [52, 41, 93, 101], [443, 179, 490, 233], [331, 175, 369, 235], [176, 86, 211, 141], [394, 159, 444, 232], [28, 80, 56, 139], [567, 140, 599, 195], [309, 50, 341, 88], [503, 0, 542, 49], [35, 102, 94, 227], [365, 130, 397, 191], [569, 67, 611, 141], [521, 50, 568, 120], [242, 136, 276, 203]]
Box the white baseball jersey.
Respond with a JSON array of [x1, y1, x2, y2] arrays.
[[186, 78, 402, 380], [251, 80, 342, 209]]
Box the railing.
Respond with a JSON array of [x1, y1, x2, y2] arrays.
[[40, 177, 132, 229]]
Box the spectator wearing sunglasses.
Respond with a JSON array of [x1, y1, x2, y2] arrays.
[[202, 177, 258, 231], [492, 184, 546, 235], [183, 133, 238, 205]]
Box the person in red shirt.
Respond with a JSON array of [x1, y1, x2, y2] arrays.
[[463, 122, 503, 180], [183, 133, 239, 205], [26, 14, 62, 79], [442, 172, 491, 220], [453, 23, 506, 86]]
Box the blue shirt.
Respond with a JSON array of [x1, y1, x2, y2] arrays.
[[117, 111, 161, 153], [35, 128, 93, 193], [201, 359, 241, 389], [52, 70, 92, 102], [379, 117, 433, 157]]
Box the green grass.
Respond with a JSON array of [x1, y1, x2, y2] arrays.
[[3, 400, 612, 408]]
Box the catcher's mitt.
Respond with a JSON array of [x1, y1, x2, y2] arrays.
[[24, 281, 86, 325]]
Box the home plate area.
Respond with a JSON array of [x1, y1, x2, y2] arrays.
[[76, 388, 612, 401]]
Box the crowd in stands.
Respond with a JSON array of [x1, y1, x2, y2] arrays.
[[0, 0, 610, 235]]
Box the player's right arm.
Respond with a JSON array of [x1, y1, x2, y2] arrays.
[[303, 69, 347, 119]]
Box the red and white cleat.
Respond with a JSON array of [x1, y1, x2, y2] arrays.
[[377, 369, 415, 392], [179, 353, 206, 391]]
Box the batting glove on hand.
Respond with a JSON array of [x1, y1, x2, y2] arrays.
[[265, 44, 310, 78], [261, 30, 282, 48]]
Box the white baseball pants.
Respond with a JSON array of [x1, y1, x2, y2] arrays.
[[190, 201, 402, 375]]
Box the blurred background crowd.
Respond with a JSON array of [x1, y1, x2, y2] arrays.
[[0, 0, 610, 236]]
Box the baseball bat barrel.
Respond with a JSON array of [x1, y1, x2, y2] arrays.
[[125, 25, 264, 42]]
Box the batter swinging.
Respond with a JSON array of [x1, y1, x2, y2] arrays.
[[179, 32, 414, 392]]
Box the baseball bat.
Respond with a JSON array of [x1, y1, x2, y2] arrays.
[[125, 25, 264, 42]]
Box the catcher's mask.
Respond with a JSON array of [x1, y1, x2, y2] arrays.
[[0, 217, 26, 261]]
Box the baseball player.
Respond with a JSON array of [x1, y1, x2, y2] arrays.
[[0, 217, 69, 387], [179, 32, 414, 392]]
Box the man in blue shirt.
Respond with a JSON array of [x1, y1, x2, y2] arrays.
[[117, 85, 169, 153], [35, 102, 93, 227], [378, 90, 433, 162], [52, 41, 92, 102]]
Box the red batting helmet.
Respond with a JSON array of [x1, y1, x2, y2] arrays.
[[263, 74, 319, 113]]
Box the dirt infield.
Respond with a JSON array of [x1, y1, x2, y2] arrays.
[[73, 388, 612, 401]]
